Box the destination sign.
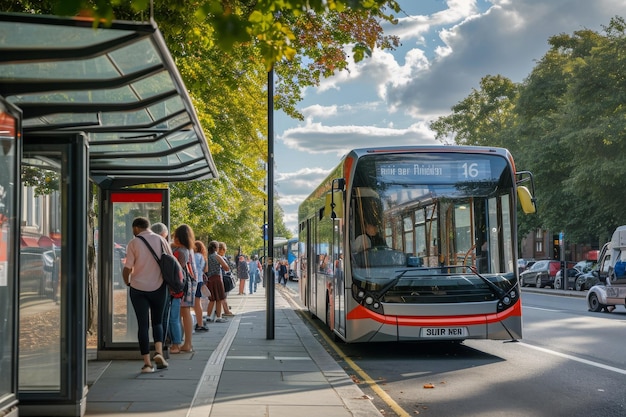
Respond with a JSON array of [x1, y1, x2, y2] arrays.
[[376, 160, 493, 183]]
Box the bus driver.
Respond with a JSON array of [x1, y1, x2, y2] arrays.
[[353, 222, 386, 253]]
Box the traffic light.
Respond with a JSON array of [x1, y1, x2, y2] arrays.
[[552, 234, 560, 260]]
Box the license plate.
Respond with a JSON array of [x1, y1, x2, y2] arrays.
[[420, 327, 468, 338]]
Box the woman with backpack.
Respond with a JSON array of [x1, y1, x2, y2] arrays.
[[123, 217, 169, 373]]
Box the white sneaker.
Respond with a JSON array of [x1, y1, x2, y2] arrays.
[[214, 317, 228, 323]]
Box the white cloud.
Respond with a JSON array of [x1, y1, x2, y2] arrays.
[[386, 0, 479, 42], [276, 167, 330, 200], [279, 121, 438, 157], [385, 0, 626, 116], [302, 104, 338, 120]]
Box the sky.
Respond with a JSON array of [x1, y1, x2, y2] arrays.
[[273, 0, 626, 233]]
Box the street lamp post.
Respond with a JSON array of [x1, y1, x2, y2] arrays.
[[266, 68, 275, 339]]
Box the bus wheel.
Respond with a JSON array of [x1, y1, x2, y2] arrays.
[[588, 293, 603, 312]]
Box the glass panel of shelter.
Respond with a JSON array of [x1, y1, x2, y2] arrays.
[[19, 153, 62, 391], [111, 199, 164, 344], [0, 106, 18, 401]]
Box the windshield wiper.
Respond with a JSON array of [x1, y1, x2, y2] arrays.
[[377, 269, 410, 295], [464, 266, 506, 298], [363, 266, 508, 300]]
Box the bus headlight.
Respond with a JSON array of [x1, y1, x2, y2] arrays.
[[352, 283, 384, 314], [497, 288, 519, 312]]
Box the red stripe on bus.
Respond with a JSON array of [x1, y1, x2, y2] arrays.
[[346, 301, 521, 326]]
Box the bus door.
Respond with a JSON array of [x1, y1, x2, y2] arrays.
[[333, 218, 345, 336], [301, 220, 311, 308], [325, 185, 345, 336]]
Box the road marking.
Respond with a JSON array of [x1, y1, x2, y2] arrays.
[[520, 342, 626, 375], [225, 355, 267, 360], [274, 356, 312, 361], [187, 314, 240, 417], [523, 306, 561, 312]]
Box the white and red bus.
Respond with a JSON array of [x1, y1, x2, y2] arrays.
[[298, 146, 536, 343]]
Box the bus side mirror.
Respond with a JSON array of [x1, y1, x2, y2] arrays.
[[517, 186, 536, 214], [324, 178, 345, 220], [325, 191, 344, 219]]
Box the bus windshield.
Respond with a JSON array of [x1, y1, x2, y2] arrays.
[[349, 152, 516, 297]]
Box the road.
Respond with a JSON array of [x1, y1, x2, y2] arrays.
[[285, 286, 626, 417]]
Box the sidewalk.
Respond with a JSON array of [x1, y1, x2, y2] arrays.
[[85, 286, 382, 417]]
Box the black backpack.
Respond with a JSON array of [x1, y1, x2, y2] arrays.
[[137, 235, 187, 294]]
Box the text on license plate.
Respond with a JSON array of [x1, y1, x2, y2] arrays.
[[420, 327, 468, 338]]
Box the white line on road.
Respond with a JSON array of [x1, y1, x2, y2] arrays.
[[519, 342, 626, 375], [523, 306, 561, 312]]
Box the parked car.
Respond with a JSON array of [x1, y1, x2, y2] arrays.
[[517, 258, 535, 274], [519, 260, 563, 288], [573, 260, 596, 274], [288, 268, 298, 281], [113, 243, 127, 289], [20, 246, 56, 298], [554, 268, 582, 290], [575, 264, 599, 291]]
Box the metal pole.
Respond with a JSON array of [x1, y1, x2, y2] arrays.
[[266, 68, 275, 339]]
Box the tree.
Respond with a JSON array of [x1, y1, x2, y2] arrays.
[[557, 17, 626, 240], [510, 35, 577, 243], [512, 20, 626, 243], [28, 0, 401, 120], [40, 1, 400, 64], [430, 75, 519, 149]]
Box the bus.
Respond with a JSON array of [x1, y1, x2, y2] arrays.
[[298, 146, 536, 343], [273, 237, 299, 281]]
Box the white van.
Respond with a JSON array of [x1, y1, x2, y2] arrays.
[[587, 225, 626, 312]]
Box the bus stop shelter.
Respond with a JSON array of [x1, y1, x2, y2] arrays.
[[0, 12, 218, 417]]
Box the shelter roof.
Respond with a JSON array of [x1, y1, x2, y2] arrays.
[[0, 12, 218, 188]]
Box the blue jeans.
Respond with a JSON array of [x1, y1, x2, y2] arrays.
[[167, 295, 182, 345], [249, 271, 259, 293], [129, 282, 167, 356]]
